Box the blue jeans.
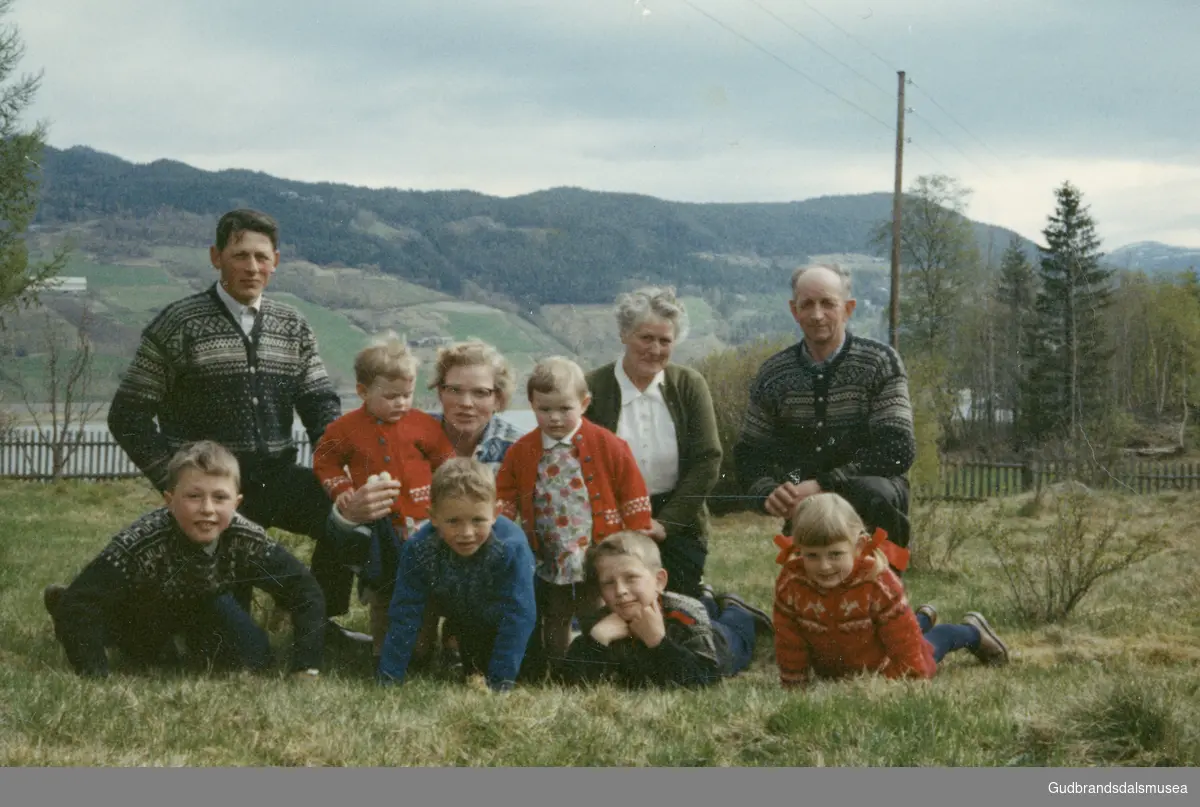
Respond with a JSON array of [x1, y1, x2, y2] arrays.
[[916, 611, 979, 663], [110, 593, 273, 672], [701, 597, 756, 675]]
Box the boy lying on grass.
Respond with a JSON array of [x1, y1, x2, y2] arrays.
[[561, 531, 771, 688], [43, 441, 326, 679], [378, 457, 536, 693], [773, 493, 1009, 688]]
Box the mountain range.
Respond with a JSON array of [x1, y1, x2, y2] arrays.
[[8, 145, 1194, 401]]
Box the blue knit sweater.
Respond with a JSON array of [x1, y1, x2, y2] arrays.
[[377, 515, 536, 691]]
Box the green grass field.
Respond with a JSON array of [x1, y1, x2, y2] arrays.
[[1, 480, 1197, 766]]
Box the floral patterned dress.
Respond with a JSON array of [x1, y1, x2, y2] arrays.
[[533, 442, 593, 584]]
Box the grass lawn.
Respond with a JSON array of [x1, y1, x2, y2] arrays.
[[1, 480, 1197, 766]]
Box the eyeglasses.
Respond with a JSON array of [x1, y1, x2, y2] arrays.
[[439, 384, 496, 401]]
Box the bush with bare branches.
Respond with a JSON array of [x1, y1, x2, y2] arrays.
[[982, 492, 1167, 624]]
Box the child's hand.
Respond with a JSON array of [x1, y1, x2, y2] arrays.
[[628, 601, 666, 648], [642, 519, 667, 542], [590, 612, 631, 646]]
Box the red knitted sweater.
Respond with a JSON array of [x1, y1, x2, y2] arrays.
[[313, 407, 454, 523], [496, 418, 652, 552], [773, 551, 936, 687]]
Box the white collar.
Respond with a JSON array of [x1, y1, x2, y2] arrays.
[[615, 358, 664, 402], [215, 281, 262, 316], [541, 422, 583, 450], [801, 334, 846, 366]]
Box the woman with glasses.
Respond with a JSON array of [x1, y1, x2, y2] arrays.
[[429, 340, 523, 472]]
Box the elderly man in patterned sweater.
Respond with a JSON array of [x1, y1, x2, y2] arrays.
[[734, 264, 916, 571], [107, 209, 363, 643]]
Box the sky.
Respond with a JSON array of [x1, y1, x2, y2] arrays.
[[14, 0, 1200, 249]]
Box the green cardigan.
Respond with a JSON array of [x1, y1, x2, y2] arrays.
[[584, 362, 722, 547]]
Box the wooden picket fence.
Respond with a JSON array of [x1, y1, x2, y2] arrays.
[[3, 428, 1200, 499], [0, 428, 315, 481]]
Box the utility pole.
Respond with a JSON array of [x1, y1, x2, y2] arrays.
[[889, 70, 906, 350]]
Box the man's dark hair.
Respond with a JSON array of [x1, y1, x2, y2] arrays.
[[215, 209, 280, 251]]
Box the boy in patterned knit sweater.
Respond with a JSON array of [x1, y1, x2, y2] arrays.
[[496, 357, 653, 677], [562, 532, 767, 688], [43, 441, 326, 680], [378, 458, 536, 692], [313, 332, 454, 655], [773, 493, 1009, 688]]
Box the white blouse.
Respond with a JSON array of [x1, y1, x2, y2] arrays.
[[614, 360, 679, 496]]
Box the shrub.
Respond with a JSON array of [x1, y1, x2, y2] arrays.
[[981, 492, 1166, 624], [907, 497, 974, 573], [694, 336, 791, 514]]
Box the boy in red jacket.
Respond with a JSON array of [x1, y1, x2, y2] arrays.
[[497, 356, 652, 675], [773, 493, 1009, 688], [313, 331, 454, 654]]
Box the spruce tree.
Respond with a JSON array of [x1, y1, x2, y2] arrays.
[[1024, 182, 1112, 443], [995, 237, 1036, 444]]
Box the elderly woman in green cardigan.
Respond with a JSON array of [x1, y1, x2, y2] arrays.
[[584, 287, 723, 599]]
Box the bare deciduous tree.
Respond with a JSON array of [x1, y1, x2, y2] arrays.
[[0, 302, 101, 478]]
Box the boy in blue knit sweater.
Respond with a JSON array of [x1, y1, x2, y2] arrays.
[[378, 458, 536, 692]]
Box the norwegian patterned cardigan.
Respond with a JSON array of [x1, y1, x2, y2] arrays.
[[108, 285, 341, 489], [495, 419, 653, 553], [773, 553, 935, 687], [313, 407, 455, 524], [50, 509, 326, 677], [734, 332, 916, 506]]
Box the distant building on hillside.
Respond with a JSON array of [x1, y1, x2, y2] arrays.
[[40, 276, 88, 294], [409, 335, 453, 348]]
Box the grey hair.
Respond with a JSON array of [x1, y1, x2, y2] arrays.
[[790, 264, 853, 300], [613, 286, 690, 342]]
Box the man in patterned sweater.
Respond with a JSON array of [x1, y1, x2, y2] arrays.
[[734, 264, 916, 570], [107, 209, 361, 642]]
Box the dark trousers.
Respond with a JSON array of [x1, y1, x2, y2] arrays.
[[916, 611, 979, 663], [444, 619, 499, 678], [828, 475, 911, 549], [105, 594, 272, 672], [651, 491, 708, 600], [237, 461, 352, 617], [522, 578, 590, 679], [700, 596, 755, 675]]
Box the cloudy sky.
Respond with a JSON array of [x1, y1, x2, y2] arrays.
[[15, 0, 1200, 248]]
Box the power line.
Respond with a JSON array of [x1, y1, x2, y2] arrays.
[[799, 0, 897, 73], [794, 0, 1006, 171], [908, 111, 995, 177], [908, 80, 1006, 164], [743, 0, 891, 99], [676, 0, 893, 132]]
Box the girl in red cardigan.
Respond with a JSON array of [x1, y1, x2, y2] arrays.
[[773, 493, 1008, 688], [497, 357, 652, 676]]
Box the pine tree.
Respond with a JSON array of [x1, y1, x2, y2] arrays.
[[0, 0, 63, 328], [1024, 182, 1112, 443]]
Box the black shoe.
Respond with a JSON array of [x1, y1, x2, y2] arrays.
[[325, 621, 372, 647], [43, 583, 67, 617], [714, 592, 773, 635], [441, 645, 465, 680]]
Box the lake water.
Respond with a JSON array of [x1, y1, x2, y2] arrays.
[[2, 409, 540, 476]]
